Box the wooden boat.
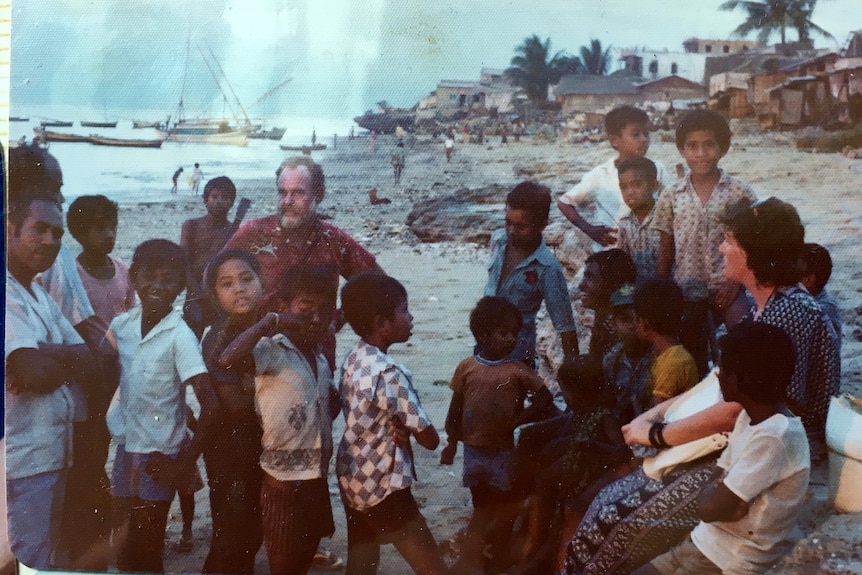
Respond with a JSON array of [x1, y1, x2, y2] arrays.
[[34, 127, 90, 143], [89, 135, 164, 148], [279, 144, 327, 152], [133, 120, 162, 129], [249, 127, 286, 140], [156, 129, 248, 146], [41, 120, 74, 128], [80, 120, 118, 128], [9, 116, 29, 122]]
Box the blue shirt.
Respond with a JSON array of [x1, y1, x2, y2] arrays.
[[484, 229, 577, 361]]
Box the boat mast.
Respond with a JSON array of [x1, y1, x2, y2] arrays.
[[205, 44, 254, 129], [177, 33, 191, 125]]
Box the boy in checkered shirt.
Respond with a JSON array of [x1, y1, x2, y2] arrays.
[[336, 273, 448, 575]]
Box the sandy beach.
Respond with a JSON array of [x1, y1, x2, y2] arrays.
[[102, 128, 862, 574]]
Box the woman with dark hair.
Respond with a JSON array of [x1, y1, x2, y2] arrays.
[[556, 197, 840, 575]]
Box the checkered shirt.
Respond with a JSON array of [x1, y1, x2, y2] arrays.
[[336, 340, 432, 511]]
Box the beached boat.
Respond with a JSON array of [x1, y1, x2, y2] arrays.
[[89, 135, 164, 148], [133, 120, 162, 129], [249, 127, 286, 140], [80, 120, 118, 128], [156, 129, 248, 146], [10, 116, 29, 122], [34, 127, 90, 143], [279, 144, 327, 153], [41, 120, 74, 128], [353, 110, 415, 135]]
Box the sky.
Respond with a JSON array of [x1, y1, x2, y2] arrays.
[[11, 0, 860, 120]]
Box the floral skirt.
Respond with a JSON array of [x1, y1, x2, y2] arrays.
[[560, 456, 722, 575]]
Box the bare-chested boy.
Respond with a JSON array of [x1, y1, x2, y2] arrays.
[[180, 176, 241, 337]]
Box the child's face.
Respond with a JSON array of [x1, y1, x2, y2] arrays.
[[505, 207, 544, 250], [214, 258, 263, 317], [609, 122, 650, 161], [204, 188, 234, 220], [134, 264, 184, 317], [618, 170, 657, 213], [480, 320, 520, 361], [717, 358, 740, 403], [610, 306, 637, 342], [578, 262, 605, 310], [280, 291, 334, 346], [81, 220, 117, 257], [679, 130, 725, 178], [380, 298, 414, 345]]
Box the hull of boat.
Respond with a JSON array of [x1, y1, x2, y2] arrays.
[[89, 135, 164, 148], [41, 121, 74, 128], [279, 144, 327, 153], [157, 129, 248, 146], [133, 121, 162, 129], [34, 128, 90, 143], [80, 121, 118, 128]]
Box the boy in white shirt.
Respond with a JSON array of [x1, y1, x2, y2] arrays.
[[557, 106, 672, 247], [634, 321, 810, 575]]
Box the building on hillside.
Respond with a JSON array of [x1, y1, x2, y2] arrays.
[[554, 72, 705, 115], [617, 48, 708, 84], [683, 38, 759, 55]]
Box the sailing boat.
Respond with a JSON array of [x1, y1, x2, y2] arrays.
[[157, 39, 249, 146]]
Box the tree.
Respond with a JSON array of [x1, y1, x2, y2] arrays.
[[505, 35, 584, 103], [579, 39, 612, 75], [719, 0, 833, 45]]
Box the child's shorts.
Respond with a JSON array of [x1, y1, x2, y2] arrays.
[[648, 536, 722, 575], [463, 445, 515, 492], [343, 487, 425, 545], [110, 444, 177, 502], [260, 474, 334, 555]]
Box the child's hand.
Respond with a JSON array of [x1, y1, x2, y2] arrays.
[[586, 224, 617, 246], [389, 416, 411, 446], [440, 442, 457, 465]]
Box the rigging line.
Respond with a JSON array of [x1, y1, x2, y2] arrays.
[[205, 44, 253, 127], [196, 45, 242, 123]]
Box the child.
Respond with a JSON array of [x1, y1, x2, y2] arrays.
[[440, 296, 554, 574], [199, 249, 266, 574], [180, 176, 239, 338], [799, 242, 842, 350], [515, 355, 627, 575], [171, 166, 183, 194], [337, 273, 448, 575], [577, 248, 637, 358], [102, 239, 218, 573], [216, 264, 341, 575], [652, 109, 756, 377], [67, 194, 137, 340], [65, 194, 136, 567], [391, 140, 406, 185], [615, 157, 662, 281], [634, 322, 810, 575], [633, 278, 699, 405], [603, 283, 653, 424], [486, 181, 580, 365], [445, 130, 455, 162], [192, 162, 204, 194], [557, 105, 672, 246]]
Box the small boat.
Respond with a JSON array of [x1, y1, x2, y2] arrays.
[[9, 116, 29, 122], [80, 120, 118, 128], [279, 144, 327, 152], [133, 120, 162, 129], [89, 135, 164, 148], [248, 127, 286, 140], [41, 120, 74, 128], [34, 127, 90, 143], [156, 129, 248, 146]]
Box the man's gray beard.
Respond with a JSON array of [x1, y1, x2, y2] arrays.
[[279, 206, 318, 231]]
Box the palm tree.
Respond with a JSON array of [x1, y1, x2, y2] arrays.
[[505, 35, 583, 103], [719, 0, 832, 45], [579, 39, 612, 75]]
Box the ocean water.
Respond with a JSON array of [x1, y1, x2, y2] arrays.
[[9, 105, 358, 204]]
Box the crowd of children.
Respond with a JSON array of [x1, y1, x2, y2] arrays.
[[4, 101, 844, 575]]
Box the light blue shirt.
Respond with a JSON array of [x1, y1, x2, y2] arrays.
[[484, 229, 577, 362], [5, 270, 83, 479]]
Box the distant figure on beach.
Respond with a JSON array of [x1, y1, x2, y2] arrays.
[[312, 129, 317, 146], [501, 123, 509, 145], [369, 130, 377, 152], [391, 140, 406, 185], [180, 176, 240, 338], [349, 125, 354, 140], [192, 163, 203, 194], [172, 166, 183, 194], [462, 123, 470, 143], [333, 133, 337, 150], [445, 130, 455, 162]]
